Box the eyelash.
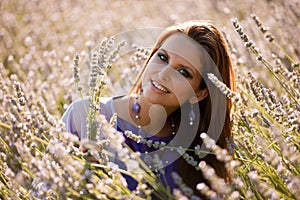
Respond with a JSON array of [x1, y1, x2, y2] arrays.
[[157, 52, 192, 78], [158, 52, 168, 62], [178, 69, 191, 78]]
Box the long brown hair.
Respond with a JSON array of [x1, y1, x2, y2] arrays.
[[130, 21, 235, 192]]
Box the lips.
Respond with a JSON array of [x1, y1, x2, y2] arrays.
[[151, 80, 170, 93]]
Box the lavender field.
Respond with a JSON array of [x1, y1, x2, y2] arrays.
[[0, 0, 299, 199]]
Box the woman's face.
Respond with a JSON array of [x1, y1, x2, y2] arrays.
[[142, 33, 207, 113]]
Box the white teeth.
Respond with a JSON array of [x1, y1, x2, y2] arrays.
[[152, 81, 169, 93]]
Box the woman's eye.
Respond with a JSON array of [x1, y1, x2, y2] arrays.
[[157, 53, 168, 62], [178, 69, 191, 78]]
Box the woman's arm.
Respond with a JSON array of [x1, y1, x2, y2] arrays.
[[61, 96, 114, 140], [61, 98, 89, 140]]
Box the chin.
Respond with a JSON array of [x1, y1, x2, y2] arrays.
[[144, 93, 160, 104]]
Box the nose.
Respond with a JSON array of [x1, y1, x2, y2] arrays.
[[158, 65, 172, 82]]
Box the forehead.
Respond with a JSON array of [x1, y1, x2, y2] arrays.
[[160, 33, 203, 69]]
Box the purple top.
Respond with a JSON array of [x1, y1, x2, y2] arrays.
[[61, 97, 179, 194]]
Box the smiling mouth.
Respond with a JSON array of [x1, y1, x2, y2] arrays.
[[151, 80, 170, 93]]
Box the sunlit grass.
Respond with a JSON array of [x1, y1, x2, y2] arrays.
[[0, 0, 299, 199]]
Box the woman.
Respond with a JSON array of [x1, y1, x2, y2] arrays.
[[62, 20, 235, 197]]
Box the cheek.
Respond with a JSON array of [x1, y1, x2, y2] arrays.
[[143, 61, 160, 76], [141, 65, 154, 82], [173, 76, 195, 93], [171, 79, 196, 103]]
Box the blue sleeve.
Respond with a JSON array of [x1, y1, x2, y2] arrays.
[[61, 97, 114, 140]]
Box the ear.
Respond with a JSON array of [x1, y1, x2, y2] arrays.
[[189, 88, 208, 104]]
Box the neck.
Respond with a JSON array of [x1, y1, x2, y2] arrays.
[[114, 94, 176, 137]]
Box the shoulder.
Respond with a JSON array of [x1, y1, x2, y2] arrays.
[[65, 96, 115, 118], [61, 96, 116, 125], [61, 96, 116, 138]]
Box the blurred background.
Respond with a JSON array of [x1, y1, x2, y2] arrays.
[[0, 0, 299, 115], [1, 1, 299, 199]]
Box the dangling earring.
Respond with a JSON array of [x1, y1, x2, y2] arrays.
[[132, 94, 141, 119], [189, 103, 196, 126], [132, 88, 142, 128], [170, 115, 176, 135]]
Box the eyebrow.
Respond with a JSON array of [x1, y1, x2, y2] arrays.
[[160, 49, 170, 60], [160, 48, 197, 76]]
